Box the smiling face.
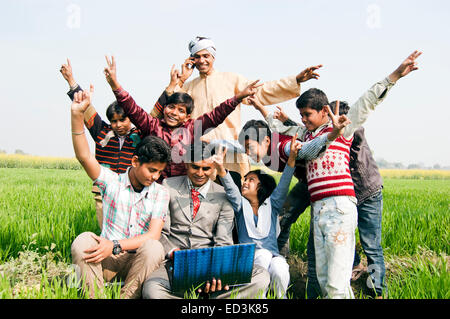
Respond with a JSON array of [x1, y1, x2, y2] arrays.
[[241, 172, 260, 199], [110, 113, 132, 136], [193, 49, 215, 75], [163, 103, 190, 127], [299, 106, 329, 132], [185, 159, 215, 187]]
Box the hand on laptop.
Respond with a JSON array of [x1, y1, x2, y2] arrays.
[[198, 278, 229, 295]]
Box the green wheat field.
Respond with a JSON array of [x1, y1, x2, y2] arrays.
[[0, 155, 448, 299]]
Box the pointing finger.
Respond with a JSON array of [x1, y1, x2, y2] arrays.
[[334, 100, 340, 116], [105, 55, 111, 67]]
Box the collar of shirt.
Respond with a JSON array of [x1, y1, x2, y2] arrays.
[[310, 120, 332, 138], [186, 177, 211, 199], [121, 167, 153, 202], [199, 68, 217, 79], [99, 128, 135, 148]]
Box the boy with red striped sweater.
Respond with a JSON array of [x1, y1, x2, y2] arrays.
[[268, 50, 422, 298]]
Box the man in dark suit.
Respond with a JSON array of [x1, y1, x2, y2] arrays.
[[142, 142, 270, 299]]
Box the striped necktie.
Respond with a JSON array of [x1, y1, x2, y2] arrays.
[[191, 188, 201, 219]]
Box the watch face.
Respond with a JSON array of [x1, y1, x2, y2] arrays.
[[113, 241, 121, 255]]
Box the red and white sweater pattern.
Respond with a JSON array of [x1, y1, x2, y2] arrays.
[[304, 125, 356, 203]]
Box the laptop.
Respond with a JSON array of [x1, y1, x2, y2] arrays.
[[170, 243, 256, 293]]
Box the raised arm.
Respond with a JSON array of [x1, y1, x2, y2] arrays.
[[60, 58, 98, 129], [104, 55, 158, 135], [213, 147, 243, 212], [270, 134, 298, 213], [195, 80, 263, 133], [71, 85, 101, 181], [343, 50, 422, 139], [149, 59, 194, 119], [240, 64, 323, 107], [60, 58, 77, 89]]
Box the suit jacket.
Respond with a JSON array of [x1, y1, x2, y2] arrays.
[[159, 176, 234, 255]]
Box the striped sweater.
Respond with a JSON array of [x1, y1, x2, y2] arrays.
[[304, 125, 355, 203], [68, 84, 145, 174]]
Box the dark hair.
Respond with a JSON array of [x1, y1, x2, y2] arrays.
[[244, 170, 276, 206], [106, 101, 127, 121], [295, 88, 329, 112], [133, 136, 171, 164], [184, 141, 215, 163], [238, 120, 272, 146], [330, 100, 350, 116], [167, 92, 195, 115]]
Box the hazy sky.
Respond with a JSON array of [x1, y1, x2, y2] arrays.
[[1, 0, 449, 166]]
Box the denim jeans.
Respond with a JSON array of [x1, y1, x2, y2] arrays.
[[312, 196, 357, 299], [307, 191, 385, 298], [353, 190, 385, 296]]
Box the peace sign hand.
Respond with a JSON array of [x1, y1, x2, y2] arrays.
[[60, 58, 77, 87], [296, 64, 323, 84], [236, 80, 264, 102], [287, 133, 302, 167], [104, 55, 120, 90], [389, 50, 422, 83], [324, 100, 351, 141], [211, 145, 228, 178]]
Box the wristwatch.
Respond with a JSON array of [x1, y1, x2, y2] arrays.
[[112, 240, 122, 255]]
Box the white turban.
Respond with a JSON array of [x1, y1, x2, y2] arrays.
[[188, 36, 216, 58]]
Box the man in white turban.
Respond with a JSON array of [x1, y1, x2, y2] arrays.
[[151, 36, 321, 179]]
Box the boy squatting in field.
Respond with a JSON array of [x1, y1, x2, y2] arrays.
[[254, 50, 422, 298], [69, 85, 172, 299], [103, 55, 262, 181]]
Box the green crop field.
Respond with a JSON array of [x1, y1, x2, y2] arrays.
[[0, 166, 449, 299]]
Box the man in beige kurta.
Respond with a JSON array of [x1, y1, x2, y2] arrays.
[[151, 36, 318, 177]]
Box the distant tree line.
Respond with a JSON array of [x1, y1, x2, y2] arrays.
[[376, 158, 449, 170]]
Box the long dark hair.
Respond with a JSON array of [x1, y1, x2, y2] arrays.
[[244, 169, 276, 206]]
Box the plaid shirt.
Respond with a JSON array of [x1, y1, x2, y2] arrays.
[[95, 166, 170, 240]]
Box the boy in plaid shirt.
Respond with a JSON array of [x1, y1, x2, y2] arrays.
[[69, 85, 171, 299]]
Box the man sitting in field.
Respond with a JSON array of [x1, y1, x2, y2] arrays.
[[142, 142, 270, 299], [69, 85, 171, 299]]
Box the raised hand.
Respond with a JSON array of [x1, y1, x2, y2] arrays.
[[180, 57, 195, 84], [296, 64, 323, 84], [71, 84, 94, 113], [60, 58, 77, 87], [104, 55, 120, 90], [324, 100, 351, 141], [211, 146, 227, 177], [167, 64, 181, 92], [389, 50, 422, 83], [247, 95, 269, 118], [236, 80, 263, 101], [273, 106, 289, 123], [287, 133, 302, 167]]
